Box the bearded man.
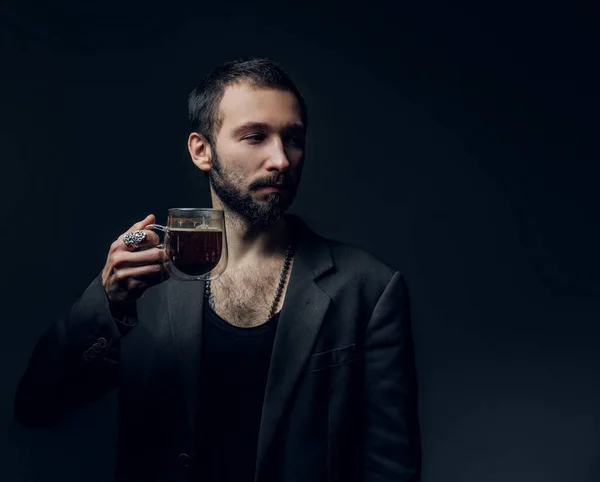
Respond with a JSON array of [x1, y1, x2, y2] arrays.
[[15, 57, 421, 482]]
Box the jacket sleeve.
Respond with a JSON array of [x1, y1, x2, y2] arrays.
[[363, 271, 422, 481], [14, 274, 138, 428]]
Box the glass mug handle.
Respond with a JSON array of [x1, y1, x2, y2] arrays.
[[145, 224, 166, 250]]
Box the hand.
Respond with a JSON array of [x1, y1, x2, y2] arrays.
[[101, 214, 168, 307]]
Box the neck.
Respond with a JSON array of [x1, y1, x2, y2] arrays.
[[211, 194, 292, 269]]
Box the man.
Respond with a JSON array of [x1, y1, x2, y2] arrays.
[[14, 58, 421, 482]]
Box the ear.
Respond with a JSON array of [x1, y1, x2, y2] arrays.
[[188, 132, 213, 172]]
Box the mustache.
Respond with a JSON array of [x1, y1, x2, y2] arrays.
[[250, 174, 294, 190]]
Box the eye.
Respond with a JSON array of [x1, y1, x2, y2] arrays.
[[243, 134, 266, 143], [287, 135, 305, 148]]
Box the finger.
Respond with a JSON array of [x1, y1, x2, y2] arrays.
[[113, 247, 167, 268], [118, 229, 161, 251], [129, 214, 156, 232], [115, 263, 168, 283]]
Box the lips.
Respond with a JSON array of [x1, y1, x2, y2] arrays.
[[258, 185, 285, 192]]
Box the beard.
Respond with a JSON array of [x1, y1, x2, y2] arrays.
[[208, 148, 300, 228]]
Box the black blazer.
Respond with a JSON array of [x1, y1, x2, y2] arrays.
[[14, 214, 421, 482]]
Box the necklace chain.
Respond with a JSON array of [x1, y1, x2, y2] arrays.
[[204, 243, 295, 323]]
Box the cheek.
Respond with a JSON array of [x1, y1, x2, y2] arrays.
[[290, 154, 305, 173], [289, 149, 304, 162], [216, 147, 253, 172], [229, 145, 265, 167], [289, 142, 305, 160]]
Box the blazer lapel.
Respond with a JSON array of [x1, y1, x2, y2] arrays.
[[167, 278, 205, 433], [255, 215, 334, 481]]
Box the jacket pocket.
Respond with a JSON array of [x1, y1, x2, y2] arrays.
[[309, 344, 356, 372]]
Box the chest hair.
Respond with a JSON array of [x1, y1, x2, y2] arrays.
[[210, 261, 292, 327]]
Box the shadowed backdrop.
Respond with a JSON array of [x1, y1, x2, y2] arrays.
[[1, 2, 599, 481]]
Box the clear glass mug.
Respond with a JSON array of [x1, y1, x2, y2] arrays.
[[146, 208, 228, 281]]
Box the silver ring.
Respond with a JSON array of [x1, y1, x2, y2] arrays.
[[123, 230, 147, 248]]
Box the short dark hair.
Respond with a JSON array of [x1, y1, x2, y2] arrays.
[[188, 57, 308, 144]]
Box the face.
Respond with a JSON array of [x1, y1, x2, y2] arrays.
[[207, 83, 306, 227]]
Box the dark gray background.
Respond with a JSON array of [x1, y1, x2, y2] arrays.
[[2, 2, 599, 481]]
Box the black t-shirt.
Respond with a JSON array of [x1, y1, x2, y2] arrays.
[[195, 302, 279, 482]]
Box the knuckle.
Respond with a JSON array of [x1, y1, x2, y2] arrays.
[[130, 281, 148, 295], [146, 263, 161, 274], [112, 252, 125, 267], [128, 279, 141, 290], [114, 269, 128, 282]]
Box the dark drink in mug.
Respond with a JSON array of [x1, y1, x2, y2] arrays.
[[166, 228, 224, 276], [146, 208, 228, 281]]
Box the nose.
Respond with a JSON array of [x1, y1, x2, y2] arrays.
[[265, 138, 291, 172]]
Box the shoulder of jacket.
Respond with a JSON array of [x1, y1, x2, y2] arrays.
[[323, 237, 398, 283]]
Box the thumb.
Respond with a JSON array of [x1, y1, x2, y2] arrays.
[[130, 214, 156, 231]]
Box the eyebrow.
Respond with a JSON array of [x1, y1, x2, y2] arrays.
[[231, 121, 305, 138]]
